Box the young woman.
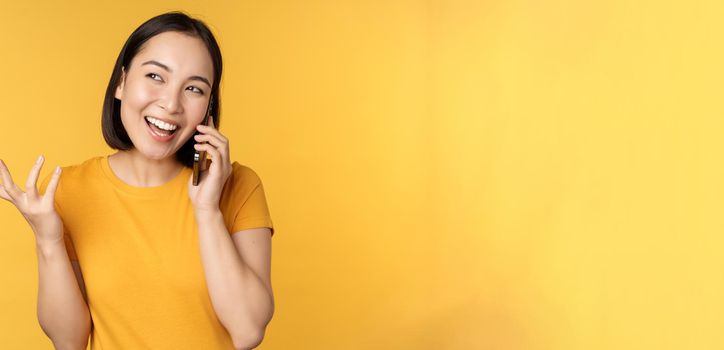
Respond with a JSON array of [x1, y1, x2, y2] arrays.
[[0, 11, 275, 350]]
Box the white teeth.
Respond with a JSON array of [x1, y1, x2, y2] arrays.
[[145, 116, 178, 131]]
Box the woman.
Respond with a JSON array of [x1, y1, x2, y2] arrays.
[[0, 11, 275, 350]]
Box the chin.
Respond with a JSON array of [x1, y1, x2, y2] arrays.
[[137, 146, 176, 160]]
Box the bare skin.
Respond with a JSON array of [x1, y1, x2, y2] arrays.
[[0, 157, 91, 349]]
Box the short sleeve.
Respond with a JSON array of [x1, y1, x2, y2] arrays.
[[38, 169, 78, 261], [228, 166, 275, 236]]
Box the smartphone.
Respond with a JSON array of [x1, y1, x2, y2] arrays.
[[192, 95, 214, 186]]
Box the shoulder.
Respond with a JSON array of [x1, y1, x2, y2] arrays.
[[53, 156, 103, 179], [228, 162, 264, 189], [39, 156, 101, 192], [218, 162, 270, 229], [219, 162, 266, 207]]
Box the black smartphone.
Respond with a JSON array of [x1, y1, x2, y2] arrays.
[[192, 95, 214, 186]]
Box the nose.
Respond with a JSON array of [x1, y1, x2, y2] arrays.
[[158, 87, 184, 114]]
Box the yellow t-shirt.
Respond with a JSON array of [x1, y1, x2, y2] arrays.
[[38, 154, 275, 349]]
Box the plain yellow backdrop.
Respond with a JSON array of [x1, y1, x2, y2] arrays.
[[1, 0, 723, 349]]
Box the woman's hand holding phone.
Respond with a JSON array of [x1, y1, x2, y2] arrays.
[[0, 156, 66, 245], [187, 117, 233, 213]]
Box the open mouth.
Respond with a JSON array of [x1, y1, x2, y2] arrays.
[[144, 116, 179, 137]]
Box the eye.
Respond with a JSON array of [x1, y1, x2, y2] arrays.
[[146, 73, 163, 81], [187, 86, 204, 94]]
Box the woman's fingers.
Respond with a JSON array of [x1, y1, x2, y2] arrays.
[[194, 134, 228, 159], [25, 155, 44, 198], [193, 128, 230, 170], [194, 143, 222, 171], [0, 159, 21, 201], [42, 166, 61, 204], [196, 123, 228, 144]]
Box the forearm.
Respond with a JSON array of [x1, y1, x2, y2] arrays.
[[195, 209, 274, 346], [36, 237, 91, 349]]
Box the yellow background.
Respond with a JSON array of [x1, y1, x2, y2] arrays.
[[1, 1, 722, 349]]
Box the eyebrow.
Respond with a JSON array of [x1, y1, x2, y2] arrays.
[[141, 60, 211, 88]]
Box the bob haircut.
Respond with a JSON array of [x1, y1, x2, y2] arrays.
[[101, 11, 223, 168]]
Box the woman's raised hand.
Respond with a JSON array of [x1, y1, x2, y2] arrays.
[[0, 156, 65, 245]]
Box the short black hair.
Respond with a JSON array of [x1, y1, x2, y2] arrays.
[[101, 11, 223, 168]]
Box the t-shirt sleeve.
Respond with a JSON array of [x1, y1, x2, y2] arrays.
[[227, 164, 275, 236], [38, 169, 78, 261]]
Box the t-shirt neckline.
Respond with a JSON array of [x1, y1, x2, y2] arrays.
[[99, 154, 190, 197]]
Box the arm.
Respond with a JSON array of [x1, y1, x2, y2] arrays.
[[0, 158, 90, 349], [194, 209, 274, 350], [36, 237, 91, 350]]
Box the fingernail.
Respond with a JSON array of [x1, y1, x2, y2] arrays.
[[36, 155, 43, 164], [55, 166, 61, 174]]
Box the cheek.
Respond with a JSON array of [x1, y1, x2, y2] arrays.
[[190, 100, 211, 125], [124, 82, 157, 111], [119, 83, 157, 133]]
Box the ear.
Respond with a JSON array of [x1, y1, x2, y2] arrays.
[[114, 66, 126, 100]]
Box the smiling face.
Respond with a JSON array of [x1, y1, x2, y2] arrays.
[[114, 31, 214, 161]]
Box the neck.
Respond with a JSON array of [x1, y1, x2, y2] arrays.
[[108, 150, 184, 187]]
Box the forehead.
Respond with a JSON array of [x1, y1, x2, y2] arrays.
[[131, 31, 213, 79]]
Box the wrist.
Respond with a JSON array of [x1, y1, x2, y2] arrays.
[[35, 234, 64, 247], [35, 237, 67, 260], [194, 207, 222, 221]]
